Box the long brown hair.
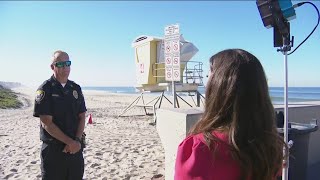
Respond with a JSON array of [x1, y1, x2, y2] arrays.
[[190, 49, 287, 180]]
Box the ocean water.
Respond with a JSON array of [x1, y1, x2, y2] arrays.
[[82, 86, 320, 104], [83, 86, 138, 94], [268, 87, 320, 104]]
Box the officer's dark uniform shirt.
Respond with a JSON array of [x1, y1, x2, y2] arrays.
[[33, 75, 87, 143]]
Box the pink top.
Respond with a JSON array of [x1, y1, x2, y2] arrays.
[[174, 132, 242, 180]]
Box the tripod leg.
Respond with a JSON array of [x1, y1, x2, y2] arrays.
[[141, 93, 148, 115], [197, 91, 200, 107], [146, 96, 160, 105], [175, 94, 180, 108], [163, 94, 173, 105], [190, 94, 196, 107], [158, 91, 164, 108], [153, 96, 161, 109], [199, 91, 205, 107], [152, 105, 157, 124], [118, 94, 142, 116], [176, 93, 192, 107]]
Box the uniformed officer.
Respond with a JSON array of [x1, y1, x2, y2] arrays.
[[33, 50, 87, 180]]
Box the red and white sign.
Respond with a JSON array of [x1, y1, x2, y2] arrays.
[[173, 56, 180, 67], [172, 40, 180, 53], [165, 68, 173, 81], [136, 62, 146, 84], [164, 24, 180, 82], [139, 63, 144, 73], [173, 68, 181, 81], [165, 41, 171, 54], [165, 57, 172, 66]]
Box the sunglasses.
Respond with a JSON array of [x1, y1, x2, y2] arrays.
[[54, 61, 71, 68]]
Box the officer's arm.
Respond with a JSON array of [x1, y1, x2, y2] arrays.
[[76, 112, 86, 139], [39, 115, 74, 145]]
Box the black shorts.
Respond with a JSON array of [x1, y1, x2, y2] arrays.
[[41, 142, 84, 180]]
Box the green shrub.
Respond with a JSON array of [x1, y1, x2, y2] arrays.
[[0, 87, 23, 109]]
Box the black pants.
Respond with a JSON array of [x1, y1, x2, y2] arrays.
[[41, 142, 84, 180]]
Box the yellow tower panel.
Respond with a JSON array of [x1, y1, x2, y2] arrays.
[[134, 37, 160, 86]]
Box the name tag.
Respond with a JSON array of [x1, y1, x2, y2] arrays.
[[52, 94, 60, 97]]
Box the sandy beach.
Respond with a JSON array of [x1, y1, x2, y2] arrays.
[[0, 87, 182, 180]]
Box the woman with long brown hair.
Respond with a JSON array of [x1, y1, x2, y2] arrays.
[[174, 49, 287, 180]]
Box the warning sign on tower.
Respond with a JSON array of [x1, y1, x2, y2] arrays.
[[164, 24, 180, 82]]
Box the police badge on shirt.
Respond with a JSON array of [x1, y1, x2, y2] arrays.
[[73, 90, 78, 99], [35, 90, 45, 104]]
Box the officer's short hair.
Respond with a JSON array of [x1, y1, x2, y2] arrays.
[[52, 50, 69, 63]]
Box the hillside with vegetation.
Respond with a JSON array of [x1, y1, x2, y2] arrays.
[[0, 83, 23, 109]]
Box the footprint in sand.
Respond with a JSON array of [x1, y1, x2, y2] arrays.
[[10, 169, 18, 172], [90, 163, 100, 168], [95, 152, 103, 156], [4, 173, 14, 179], [143, 154, 149, 157], [16, 160, 24, 164], [30, 161, 37, 164], [152, 174, 164, 179], [123, 175, 131, 180]]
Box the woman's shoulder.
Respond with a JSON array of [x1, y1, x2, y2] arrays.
[[180, 131, 228, 145], [178, 133, 207, 149], [176, 131, 231, 165], [175, 132, 240, 180], [175, 133, 213, 179]]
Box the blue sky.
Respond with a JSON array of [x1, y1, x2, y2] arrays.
[[0, 1, 319, 87]]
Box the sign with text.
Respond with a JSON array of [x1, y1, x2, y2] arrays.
[[165, 24, 180, 36], [165, 56, 172, 66], [165, 68, 173, 80], [164, 24, 180, 81], [172, 56, 180, 68], [173, 68, 180, 81]]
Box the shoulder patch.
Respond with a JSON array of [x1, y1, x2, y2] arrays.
[[73, 90, 78, 99], [35, 90, 45, 103]]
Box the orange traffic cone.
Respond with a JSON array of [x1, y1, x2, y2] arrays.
[[88, 114, 93, 124]]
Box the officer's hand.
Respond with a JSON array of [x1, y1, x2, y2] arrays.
[[62, 145, 71, 153], [65, 140, 81, 154]]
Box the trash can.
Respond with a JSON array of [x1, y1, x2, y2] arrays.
[[276, 112, 318, 180]]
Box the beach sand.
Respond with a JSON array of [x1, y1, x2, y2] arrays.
[[0, 87, 195, 180]]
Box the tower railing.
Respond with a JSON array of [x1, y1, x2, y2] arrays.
[[184, 61, 204, 86], [152, 60, 204, 86]]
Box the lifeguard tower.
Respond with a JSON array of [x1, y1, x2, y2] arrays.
[[119, 34, 205, 123]]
